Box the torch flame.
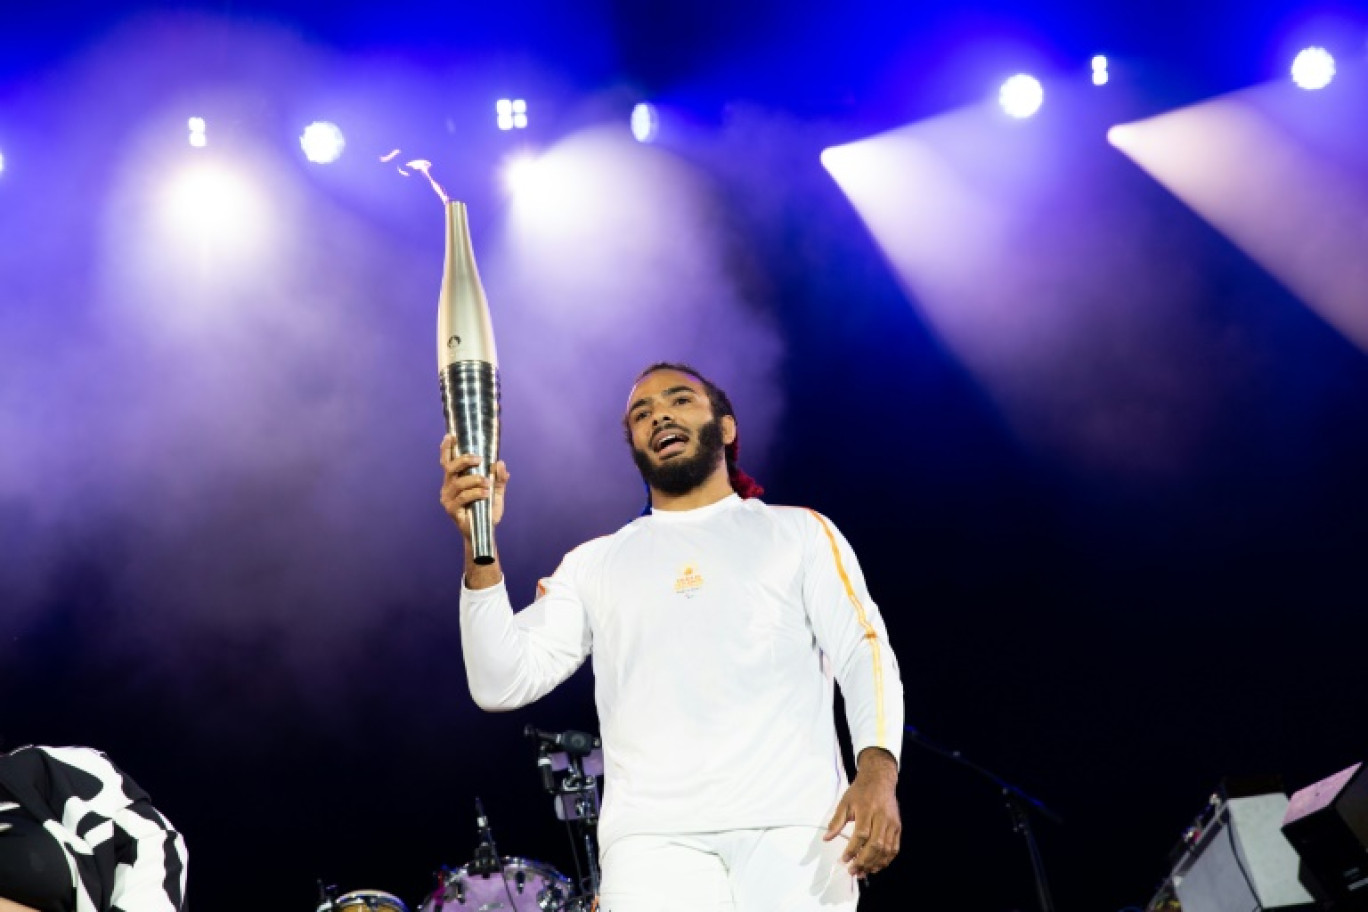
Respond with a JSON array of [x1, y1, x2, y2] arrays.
[[381, 148, 450, 203], [406, 160, 450, 204]]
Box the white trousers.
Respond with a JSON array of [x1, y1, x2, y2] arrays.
[[597, 827, 859, 912]]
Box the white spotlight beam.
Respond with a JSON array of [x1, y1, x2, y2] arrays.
[[821, 103, 1250, 476], [1109, 83, 1368, 352]]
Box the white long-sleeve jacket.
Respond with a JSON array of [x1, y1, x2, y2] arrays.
[[459, 494, 904, 852]]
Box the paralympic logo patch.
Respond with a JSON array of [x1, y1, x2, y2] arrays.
[[674, 563, 704, 599]]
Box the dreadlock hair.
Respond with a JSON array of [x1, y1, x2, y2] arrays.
[[628, 362, 765, 500]]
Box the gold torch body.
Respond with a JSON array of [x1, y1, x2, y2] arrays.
[[437, 200, 500, 564]]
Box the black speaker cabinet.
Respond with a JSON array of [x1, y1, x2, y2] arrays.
[[1282, 763, 1368, 911], [1172, 793, 1316, 912]]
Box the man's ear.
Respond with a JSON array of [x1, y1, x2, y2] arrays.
[[721, 414, 737, 446]]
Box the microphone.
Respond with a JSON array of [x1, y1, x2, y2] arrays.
[[537, 751, 556, 793], [469, 796, 501, 877], [523, 725, 599, 757], [475, 796, 492, 841]]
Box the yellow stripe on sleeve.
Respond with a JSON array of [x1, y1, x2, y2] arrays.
[[806, 509, 887, 748]]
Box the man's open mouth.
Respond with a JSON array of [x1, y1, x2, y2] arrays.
[[652, 429, 690, 458]]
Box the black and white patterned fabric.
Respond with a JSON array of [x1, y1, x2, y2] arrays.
[[0, 746, 187, 912]]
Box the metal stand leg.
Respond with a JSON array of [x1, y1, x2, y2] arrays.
[[1005, 792, 1056, 912]]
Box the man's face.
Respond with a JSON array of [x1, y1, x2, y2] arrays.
[[625, 370, 734, 496]]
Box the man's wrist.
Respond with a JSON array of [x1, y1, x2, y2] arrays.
[[463, 547, 504, 590], [856, 747, 899, 778]]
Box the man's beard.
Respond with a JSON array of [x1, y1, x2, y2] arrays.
[[632, 418, 726, 497]]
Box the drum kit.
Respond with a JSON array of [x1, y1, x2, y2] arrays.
[[317, 727, 603, 912]]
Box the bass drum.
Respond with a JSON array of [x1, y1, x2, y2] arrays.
[[332, 890, 409, 912], [419, 857, 572, 911]]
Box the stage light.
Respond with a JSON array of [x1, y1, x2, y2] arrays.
[[1092, 55, 1110, 86], [1105, 124, 1133, 149], [0, 150, 5, 175], [1291, 47, 1336, 90], [299, 121, 346, 164], [1110, 95, 1368, 353], [497, 99, 529, 131], [999, 75, 1044, 118], [631, 103, 659, 143], [501, 151, 543, 196], [819, 144, 856, 174], [188, 116, 207, 148], [164, 164, 265, 244]]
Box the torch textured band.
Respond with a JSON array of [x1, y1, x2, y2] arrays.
[[441, 360, 501, 565]]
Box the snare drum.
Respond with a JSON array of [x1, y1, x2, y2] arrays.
[[419, 857, 572, 912], [331, 890, 409, 912]]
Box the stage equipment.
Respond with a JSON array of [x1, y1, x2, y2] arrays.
[[1282, 762, 1368, 910], [1291, 47, 1336, 90], [333, 891, 409, 912], [1153, 781, 1314, 912], [496, 99, 529, 130], [314, 725, 600, 912], [437, 199, 501, 565], [315, 883, 409, 912], [421, 858, 570, 912], [300, 121, 345, 164], [905, 724, 1062, 912], [420, 798, 571, 912], [999, 74, 1045, 118], [525, 725, 604, 911]]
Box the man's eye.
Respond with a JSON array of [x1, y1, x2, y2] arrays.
[[674, 396, 691, 405]]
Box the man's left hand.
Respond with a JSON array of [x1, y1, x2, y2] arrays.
[[823, 747, 901, 877]]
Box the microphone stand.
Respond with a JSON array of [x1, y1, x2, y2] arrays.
[[905, 725, 1062, 912], [314, 880, 338, 912], [469, 797, 502, 877], [526, 726, 603, 908], [562, 750, 602, 898]]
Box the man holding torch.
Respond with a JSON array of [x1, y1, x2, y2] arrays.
[[440, 362, 904, 912]]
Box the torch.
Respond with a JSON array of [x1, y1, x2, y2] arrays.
[[437, 199, 500, 564]]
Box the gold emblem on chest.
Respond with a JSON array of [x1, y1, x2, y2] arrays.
[[673, 563, 705, 599]]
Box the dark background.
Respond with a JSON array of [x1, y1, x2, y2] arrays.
[[2, 2, 1367, 911]]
